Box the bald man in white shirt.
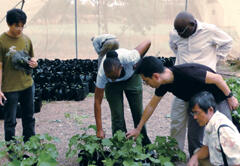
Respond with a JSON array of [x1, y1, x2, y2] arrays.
[[169, 11, 233, 157]]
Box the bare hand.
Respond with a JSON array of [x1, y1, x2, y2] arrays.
[[28, 58, 38, 68], [187, 155, 199, 166], [0, 91, 7, 106], [126, 128, 140, 140], [227, 96, 239, 110], [96, 129, 105, 139]]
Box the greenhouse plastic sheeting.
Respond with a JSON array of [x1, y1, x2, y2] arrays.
[[0, 0, 239, 60]]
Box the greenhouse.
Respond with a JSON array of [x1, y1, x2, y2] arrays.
[[0, 0, 239, 165]]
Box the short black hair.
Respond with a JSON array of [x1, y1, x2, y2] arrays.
[[103, 50, 121, 74], [6, 8, 27, 26], [135, 56, 165, 78], [189, 91, 217, 113]]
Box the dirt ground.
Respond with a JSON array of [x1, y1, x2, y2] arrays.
[[0, 85, 187, 166]]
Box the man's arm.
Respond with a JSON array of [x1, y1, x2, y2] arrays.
[[169, 31, 178, 55], [0, 62, 6, 106], [134, 40, 151, 58], [126, 95, 161, 140], [213, 26, 232, 58], [187, 145, 209, 166], [205, 71, 239, 110], [94, 87, 105, 138]]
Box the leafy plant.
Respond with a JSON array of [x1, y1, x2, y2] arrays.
[[66, 125, 186, 166], [0, 134, 59, 166], [225, 77, 240, 130]]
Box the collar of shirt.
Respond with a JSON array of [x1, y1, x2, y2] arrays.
[[204, 111, 221, 134], [190, 19, 204, 37]]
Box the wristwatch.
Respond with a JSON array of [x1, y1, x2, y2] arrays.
[[226, 91, 233, 98]]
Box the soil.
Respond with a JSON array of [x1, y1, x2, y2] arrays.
[[0, 85, 187, 166]]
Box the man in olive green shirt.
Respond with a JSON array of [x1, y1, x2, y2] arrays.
[[0, 9, 38, 142]]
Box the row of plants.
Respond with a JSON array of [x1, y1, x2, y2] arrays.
[[225, 77, 240, 131], [66, 125, 186, 166], [0, 125, 186, 166]]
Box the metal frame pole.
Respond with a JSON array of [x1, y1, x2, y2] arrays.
[[74, 0, 79, 59], [185, 0, 188, 11]]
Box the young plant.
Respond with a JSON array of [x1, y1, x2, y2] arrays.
[[0, 134, 59, 166]]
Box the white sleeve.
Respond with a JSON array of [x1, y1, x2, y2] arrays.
[[95, 66, 108, 89], [211, 26, 233, 58], [203, 131, 209, 146], [117, 48, 140, 65], [169, 30, 178, 56]]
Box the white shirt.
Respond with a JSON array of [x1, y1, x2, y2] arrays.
[[203, 111, 240, 165], [169, 20, 232, 71], [96, 48, 140, 89]]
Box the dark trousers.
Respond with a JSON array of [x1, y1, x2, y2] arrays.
[[105, 74, 151, 145], [187, 99, 232, 156], [4, 85, 35, 142]]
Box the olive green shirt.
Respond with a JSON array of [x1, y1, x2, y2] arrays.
[[0, 32, 34, 92]]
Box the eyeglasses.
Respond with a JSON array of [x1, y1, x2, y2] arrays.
[[190, 111, 200, 117], [177, 25, 190, 36]]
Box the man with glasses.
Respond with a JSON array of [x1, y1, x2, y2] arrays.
[[126, 56, 239, 157], [187, 91, 240, 166], [94, 40, 151, 146], [169, 11, 233, 153], [0, 9, 38, 143]]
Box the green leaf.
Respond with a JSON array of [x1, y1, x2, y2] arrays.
[[88, 125, 97, 131], [76, 156, 83, 163], [149, 157, 160, 163], [135, 153, 150, 160], [0, 151, 7, 158], [159, 156, 171, 164], [20, 157, 36, 166], [123, 160, 141, 166], [101, 138, 113, 147], [85, 143, 98, 155], [8, 160, 21, 166], [43, 143, 58, 159], [102, 158, 115, 166], [176, 151, 187, 161], [163, 161, 174, 166], [37, 152, 58, 166]]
